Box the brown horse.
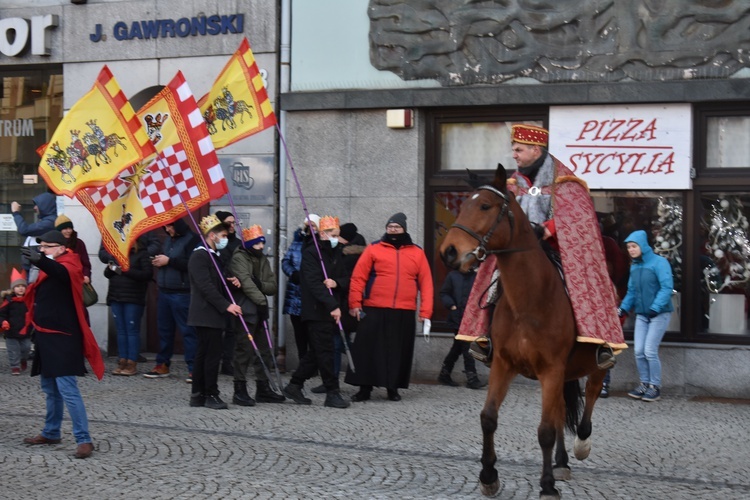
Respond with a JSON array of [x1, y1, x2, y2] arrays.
[[439, 164, 607, 499]]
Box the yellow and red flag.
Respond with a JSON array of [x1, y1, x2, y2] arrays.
[[38, 66, 155, 197], [77, 71, 228, 270], [198, 38, 276, 149]]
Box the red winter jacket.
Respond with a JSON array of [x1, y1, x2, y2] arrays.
[[349, 238, 433, 319]]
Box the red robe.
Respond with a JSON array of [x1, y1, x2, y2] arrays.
[[24, 250, 105, 380], [457, 156, 627, 350]]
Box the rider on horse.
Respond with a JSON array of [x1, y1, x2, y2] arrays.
[[459, 124, 627, 368]]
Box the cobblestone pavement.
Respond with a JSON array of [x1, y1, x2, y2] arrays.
[[1, 358, 749, 499]]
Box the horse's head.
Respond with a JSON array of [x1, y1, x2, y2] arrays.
[[440, 164, 520, 272]]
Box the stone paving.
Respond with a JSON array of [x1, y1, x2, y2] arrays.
[[1, 356, 749, 499]]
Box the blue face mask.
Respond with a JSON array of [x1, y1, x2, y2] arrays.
[[215, 237, 229, 250], [329, 237, 339, 248]]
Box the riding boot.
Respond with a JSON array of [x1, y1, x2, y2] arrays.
[[255, 380, 286, 403], [232, 380, 256, 407], [438, 365, 459, 387], [596, 345, 616, 370], [465, 371, 487, 390], [469, 336, 493, 367]]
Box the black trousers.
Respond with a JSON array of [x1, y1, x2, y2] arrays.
[[441, 334, 476, 373], [290, 314, 310, 362], [192, 326, 223, 396], [232, 317, 273, 383], [290, 320, 338, 391], [221, 316, 236, 366]]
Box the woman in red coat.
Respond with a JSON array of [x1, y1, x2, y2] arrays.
[[346, 213, 433, 401]]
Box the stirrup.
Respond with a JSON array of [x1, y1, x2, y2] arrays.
[[469, 336, 493, 367], [596, 345, 616, 370]]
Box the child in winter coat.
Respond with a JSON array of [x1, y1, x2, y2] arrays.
[[1, 269, 30, 375]]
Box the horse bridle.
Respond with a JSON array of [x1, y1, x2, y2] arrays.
[[451, 184, 523, 262]]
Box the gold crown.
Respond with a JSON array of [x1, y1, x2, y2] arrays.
[[319, 216, 340, 232], [511, 124, 549, 147], [199, 214, 223, 235], [242, 225, 264, 241]]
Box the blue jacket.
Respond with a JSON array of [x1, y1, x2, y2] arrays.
[[13, 192, 57, 237], [156, 219, 199, 293], [282, 228, 304, 316], [620, 230, 674, 316]]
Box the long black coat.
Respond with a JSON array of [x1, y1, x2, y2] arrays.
[[103, 246, 153, 305], [300, 237, 349, 323], [439, 270, 477, 330], [187, 247, 231, 328]]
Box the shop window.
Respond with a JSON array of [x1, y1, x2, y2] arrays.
[[699, 192, 750, 336], [706, 116, 750, 168]]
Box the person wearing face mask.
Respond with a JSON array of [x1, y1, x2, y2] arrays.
[[345, 212, 434, 402], [187, 215, 242, 410], [229, 225, 285, 406], [19, 230, 104, 459], [283, 216, 351, 409]]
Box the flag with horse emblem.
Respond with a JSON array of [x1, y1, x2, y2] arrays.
[[38, 66, 155, 197], [77, 71, 227, 270], [198, 38, 276, 149]]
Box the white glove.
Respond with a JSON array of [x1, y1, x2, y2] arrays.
[[422, 319, 432, 343]]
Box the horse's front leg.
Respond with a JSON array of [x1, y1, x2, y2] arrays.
[[538, 372, 566, 499], [479, 363, 514, 497], [575, 368, 606, 460]]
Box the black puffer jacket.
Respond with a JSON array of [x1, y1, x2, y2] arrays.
[[103, 244, 153, 306]]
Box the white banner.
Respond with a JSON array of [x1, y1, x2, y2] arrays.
[[549, 104, 692, 190]]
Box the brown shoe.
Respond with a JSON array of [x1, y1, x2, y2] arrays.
[[120, 360, 137, 376], [74, 442, 94, 459], [23, 434, 61, 445], [112, 358, 127, 376]]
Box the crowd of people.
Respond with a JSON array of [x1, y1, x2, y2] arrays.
[[4, 124, 674, 460]]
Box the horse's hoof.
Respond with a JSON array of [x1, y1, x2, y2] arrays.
[[479, 479, 499, 497], [553, 466, 572, 481], [574, 436, 591, 460], [540, 487, 561, 499]]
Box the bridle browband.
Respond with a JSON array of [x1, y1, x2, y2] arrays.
[[451, 185, 527, 262]]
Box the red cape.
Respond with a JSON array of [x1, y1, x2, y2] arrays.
[[24, 250, 105, 380], [458, 157, 626, 349]]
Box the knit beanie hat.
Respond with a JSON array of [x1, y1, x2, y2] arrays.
[[386, 212, 407, 231], [10, 268, 27, 289], [215, 210, 233, 223], [55, 214, 74, 231], [340, 223, 358, 242]]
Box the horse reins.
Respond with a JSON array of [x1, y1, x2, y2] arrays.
[[451, 185, 527, 262]]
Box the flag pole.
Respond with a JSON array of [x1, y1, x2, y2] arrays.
[[275, 123, 355, 372], [157, 157, 279, 392]]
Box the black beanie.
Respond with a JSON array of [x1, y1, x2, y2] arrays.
[[340, 223, 358, 242], [386, 212, 407, 231], [215, 210, 233, 222]]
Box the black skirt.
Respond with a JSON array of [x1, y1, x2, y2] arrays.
[[344, 306, 416, 389]]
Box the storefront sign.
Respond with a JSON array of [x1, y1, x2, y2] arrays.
[[214, 156, 274, 206], [549, 104, 692, 190], [0, 214, 16, 231], [89, 14, 244, 43], [0, 15, 58, 57], [0, 119, 34, 137]]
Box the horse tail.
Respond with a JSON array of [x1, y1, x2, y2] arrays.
[[562, 379, 582, 434]]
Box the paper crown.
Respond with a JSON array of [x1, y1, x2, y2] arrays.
[[10, 268, 27, 288], [199, 214, 223, 235], [242, 225, 264, 242], [511, 124, 549, 147], [319, 216, 340, 231]]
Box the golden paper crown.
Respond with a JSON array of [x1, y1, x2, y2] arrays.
[[511, 124, 549, 147], [319, 216, 340, 232], [242, 225, 264, 242], [199, 214, 223, 235]]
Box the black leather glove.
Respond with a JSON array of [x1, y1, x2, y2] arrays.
[[289, 271, 300, 285], [257, 304, 269, 322], [21, 246, 42, 264], [647, 309, 659, 318]]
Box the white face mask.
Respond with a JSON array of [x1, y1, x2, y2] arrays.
[[46, 253, 55, 260], [328, 237, 339, 248], [215, 237, 229, 250]]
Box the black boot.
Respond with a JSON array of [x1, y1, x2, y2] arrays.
[[255, 380, 286, 403], [465, 371, 487, 390], [232, 381, 256, 407], [438, 366, 459, 387], [189, 392, 205, 407], [387, 388, 401, 401], [283, 383, 312, 405], [204, 393, 228, 410], [351, 385, 372, 402], [324, 390, 350, 409], [597, 345, 616, 370]]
